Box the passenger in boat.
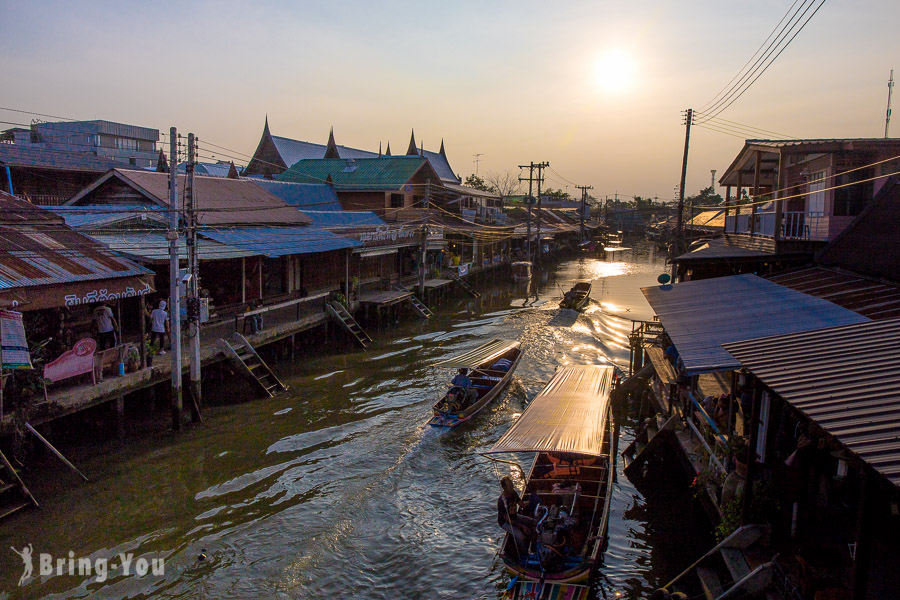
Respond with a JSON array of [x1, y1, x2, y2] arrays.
[[490, 358, 512, 372], [450, 368, 477, 407], [498, 477, 531, 558]]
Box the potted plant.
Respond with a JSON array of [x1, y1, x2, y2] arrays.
[[144, 338, 160, 367]]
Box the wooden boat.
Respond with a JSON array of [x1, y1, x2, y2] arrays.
[[559, 281, 591, 311], [512, 261, 533, 282], [428, 339, 522, 428], [485, 365, 616, 586]]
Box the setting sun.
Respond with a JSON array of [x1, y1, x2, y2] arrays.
[[593, 50, 636, 93]]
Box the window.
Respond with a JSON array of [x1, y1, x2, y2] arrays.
[[807, 170, 826, 216], [114, 137, 140, 151], [390, 194, 404, 208]]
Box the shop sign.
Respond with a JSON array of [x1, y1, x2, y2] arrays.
[[0, 310, 32, 369]]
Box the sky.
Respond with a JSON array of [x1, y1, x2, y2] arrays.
[[2, 0, 898, 202]]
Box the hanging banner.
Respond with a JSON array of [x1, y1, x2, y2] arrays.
[[0, 310, 32, 369]]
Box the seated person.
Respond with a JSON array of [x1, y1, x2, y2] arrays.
[[664, 344, 679, 365], [498, 476, 533, 559], [450, 368, 477, 407]]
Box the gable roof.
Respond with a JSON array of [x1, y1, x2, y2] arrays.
[[277, 156, 434, 190], [51, 204, 168, 229], [422, 149, 460, 184], [66, 169, 311, 226]]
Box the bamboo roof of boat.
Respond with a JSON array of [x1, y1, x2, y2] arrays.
[[486, 365, 614, 457], [433, 339, 520, 369]]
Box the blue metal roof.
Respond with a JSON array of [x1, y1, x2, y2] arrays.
[[250, 180, 343, 211], [301, 210, 385, 228], [641, 274, 871, 375], [200, 226, 360, 258], [89, 232, 253, 263], [51, 205, 165, 229]]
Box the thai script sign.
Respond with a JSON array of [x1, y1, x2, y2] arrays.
[[0, 310, 32, 369], [358, 226, 417, 244], [64, 281, 152, 307]]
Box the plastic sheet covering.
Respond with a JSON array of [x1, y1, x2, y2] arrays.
[[433, 339, 519, 369], [487, 365, 614, 457]]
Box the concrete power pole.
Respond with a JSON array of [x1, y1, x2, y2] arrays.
[[419, 179, 430, 297], [886, 69, 894, 138], [167, 128, 183, 431], [186, 134, 202, 424], [576, 185, 593, 240], [673, 108, 693, 280], [710, 169, 716, 191], [534, 162, 549, 263], [518, 163, 536, 260]]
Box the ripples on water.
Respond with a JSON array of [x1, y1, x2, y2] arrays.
[[0, 247, 710, 599]]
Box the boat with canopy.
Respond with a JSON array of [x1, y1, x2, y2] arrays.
[[484, 365, 616, 592], [559, 281, 592, 311], [512, 261, 533, 282], [428, 339, 522, 428]]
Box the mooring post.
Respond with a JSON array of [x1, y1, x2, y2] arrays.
[[115, 396, 125, 442]]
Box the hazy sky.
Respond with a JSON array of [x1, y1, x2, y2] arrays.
[[2, 0, 897, 200]]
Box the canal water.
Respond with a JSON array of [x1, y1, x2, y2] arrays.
[[0, 243, 710, 599]]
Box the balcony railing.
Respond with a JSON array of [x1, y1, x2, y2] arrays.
[[724, 211, 830, 241]]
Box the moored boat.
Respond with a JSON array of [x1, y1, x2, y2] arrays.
[[428, 339, 522, 428], [512, 261, 533, 282], [485, 365, 616, 586], [559, 281, 592, 311]]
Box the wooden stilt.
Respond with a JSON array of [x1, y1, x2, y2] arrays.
[[852, 469, 874, 600], [115, 396, 125, 441], [24, 423, 89, 482], [741, 380, 762, 525]]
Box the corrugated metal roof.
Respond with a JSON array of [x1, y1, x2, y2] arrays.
[[674, 241, 772, 263], [271, 135, 377, 166], [0, 193, 153, 290], [277, 157, 429, 190], [433, 339, 519, 369], [250, 180, 343, 211], [0, 144, 137, 172], [442, 182, 500, 199], [421, 149, 460, 184], [68, 170, 311, 227], [52, 205, 167, 229], [300, 211, 385, 228], [723, 318, 900, 487], [767, 267, 900, 320], [200, 226, 361, 258], [641, 274, 870, 375], [487, 365, 614, 457], [89, 232, 253, 262]]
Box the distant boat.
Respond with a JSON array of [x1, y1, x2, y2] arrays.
[[512, 261, 533, 282], [485, 365, 617, 587], [428, 339, 522, 428], [559, 281, 592, 311]]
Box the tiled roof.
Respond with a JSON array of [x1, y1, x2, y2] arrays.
[[277, 156, 429, 190]]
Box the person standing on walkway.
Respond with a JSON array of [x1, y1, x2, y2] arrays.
[[149, 300, 169, 354], [92, 303, 118, 350]]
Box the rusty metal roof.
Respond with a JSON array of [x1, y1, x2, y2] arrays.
[[767, 267, 900, 320], [0, 193, 152, 291], [723, 318, 900, 488]]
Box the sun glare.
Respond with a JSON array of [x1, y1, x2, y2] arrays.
[[593, 50, 636, 93]]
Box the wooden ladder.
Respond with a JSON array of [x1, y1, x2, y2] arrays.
[[452, 276, 481, 298], [393, 284, 433, 319], [623, 413, 680, 475], [325, 301, 373, 347], [219, 333, 288, 398], [0, 449, 38, 521]]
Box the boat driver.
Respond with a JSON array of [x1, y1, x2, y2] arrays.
[[451, 368, 477, 407]]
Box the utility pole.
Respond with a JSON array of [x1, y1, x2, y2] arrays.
[[576, 184, 593, 240], [518, 163, 536, 260], [418, 179, 430, 297], [534, 161, 549, 263], [710, 169, 716, 191], [186, 133, 202, 424], [167, 128, 183, 431], [886, 69, 894, 138], [673, 108, 693, 280]]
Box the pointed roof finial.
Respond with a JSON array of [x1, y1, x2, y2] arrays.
[[439, 138, 446, 156], [406, 129, 418, 156], [227, 161, 239, 179], [385, 141, 392, 156], [156, 148, 169, 173], [263, 114, 270, 134], [378, 141, 382, 157], [324, 127, 340, 159], [325, 174, 333, 184]]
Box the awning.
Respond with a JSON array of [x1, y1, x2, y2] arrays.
[[89, 233, 254, 263], [641, 274, 870, 375], [433, 339, 519, 369], [356, 246, 402, 258], [487, 365, 614, 457]]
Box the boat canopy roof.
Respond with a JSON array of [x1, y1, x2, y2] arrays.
[[487, 365, 614, 457], [433, 339, 520, 369]]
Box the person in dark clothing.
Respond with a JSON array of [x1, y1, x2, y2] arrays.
[[497, 476, 530, 558]]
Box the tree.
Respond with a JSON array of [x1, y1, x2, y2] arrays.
[[464, 174, 491, 192], [484, 170, 522, 198], [541, 187, 570, 201]]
